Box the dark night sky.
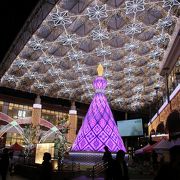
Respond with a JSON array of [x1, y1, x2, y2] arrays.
[[0, 0, 39, 62]]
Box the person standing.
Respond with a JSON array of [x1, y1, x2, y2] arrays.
[[102, 146, 113, 180], [113, 150, 129, 180], [39, 152, 53, 180], [0, 148, 9, 180]]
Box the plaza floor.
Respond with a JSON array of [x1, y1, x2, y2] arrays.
[[2, 174, 153, 180]]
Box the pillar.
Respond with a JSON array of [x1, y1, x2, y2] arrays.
[[67, 101, 78, 145], [32, 95, 42, 127], [2, 102, 9, 115]]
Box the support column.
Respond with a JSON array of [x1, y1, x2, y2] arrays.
[[2, 102, 9, 115], [67, 101, 78, 145], [32, 95, 42, 127]]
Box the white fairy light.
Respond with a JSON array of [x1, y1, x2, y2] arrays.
[[79, 75, 91, 81], [29, 38, 47, 51], [68, 51, 84, 61], [73, 63, 86, 72], [58, 34, 78, 46], [123, 23, 143, 35], [49, 10, 72, 26], [105, 89, 114, 94], [147, 61, 159, 69], [104, 70, 112, 77], [124, 42, 139, 51], [163, 0, 180, 7], [132, 94, 142, 101], [149, 49, 163, 59], [56, 79, 67, 86], [64, 88, 72, 93], [33, 82, 48, 89], [48, 68, 62, 76], [114, 97, 125, 103], [24, 72, 40, 80], [13, 59, 31, 69], [38, 56, 57, 65], [87, 4, 108, 20], [124, 76, 134, 82], [125, 0, 145, 14], [133, 85, 144, 93], [3, 75, 16, 83], [151, 34, 169, 45], [157, 17, 173, 29], [91, 28, 109, 40], [125, 54, 137, 63], [96, 46, 111, 56], [123, 67, 135, 74]]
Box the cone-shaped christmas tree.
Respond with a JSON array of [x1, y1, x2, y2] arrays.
[[71, 65, 126, 152]]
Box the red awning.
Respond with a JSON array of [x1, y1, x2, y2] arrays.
[[143, 141, 160, 153], [9, 142, 24, 151]]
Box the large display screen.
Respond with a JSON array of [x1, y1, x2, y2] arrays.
[[117, 119, 143, 137]]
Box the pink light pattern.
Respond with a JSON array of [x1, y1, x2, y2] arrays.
[[71, 76, 126, 152]]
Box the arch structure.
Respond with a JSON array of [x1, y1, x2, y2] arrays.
[[0, 112, 63, 144], [148, 87, 180, 136]]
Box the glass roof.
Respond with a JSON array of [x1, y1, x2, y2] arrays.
[[0, 0, 179, 111]]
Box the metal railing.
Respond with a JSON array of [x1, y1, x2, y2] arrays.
[[90, 161, 107, 179]]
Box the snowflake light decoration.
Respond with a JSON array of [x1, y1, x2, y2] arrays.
[[13, 59, 31, 69], [78, 75, 91, 82], [131, 101, 141, 109], [114, 97, 125, 103], [68, 51, 84, 61], [125, 54, 137, 63], [124, 42, 139, 51], [157, 16, 173, 29], [38, 56, 57, 65], [56, 79, 67, 86], [24, 72, 40, 80], [124, 76, 135, 82], [104, 70, 112, 77], [149, 49, 163, 59], [91, 28, 109, 40], [163, 0, 180, 7], [48, 68, 62, 76], [133, 85, 144, 93], [49, 10, 72, 26], [125, 0, 145, 14], [123, 23, 143, 35], [64, 88, 72, 93], [58, 34, 78, 46], [87, 4, 108, 20], [73, 64, 86, 72], [33, 82, 48, 89], [29, 38, 47, 51], [147, 61, 159, 69], [123, 67, 135, 74], [132, 94, 142, 101], [96, 46, 111, 56], [105, 89, 114, 95], [2, 75, 16, 83], [152, 34, 169, 45], [100, 60, 111, 67]]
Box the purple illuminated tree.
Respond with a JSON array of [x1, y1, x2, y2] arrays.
[[71, 65, 126, 152]]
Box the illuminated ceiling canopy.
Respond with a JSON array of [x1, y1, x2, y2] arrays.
[[0, 0, 179, 111]]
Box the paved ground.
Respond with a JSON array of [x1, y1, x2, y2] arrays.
[[2, 174, 153, 180]]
